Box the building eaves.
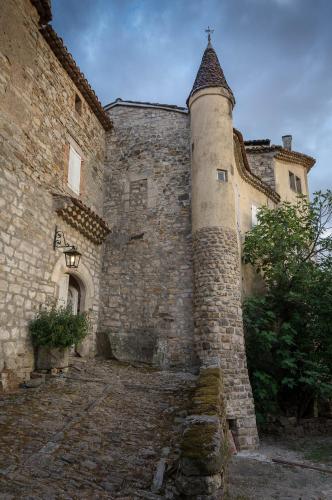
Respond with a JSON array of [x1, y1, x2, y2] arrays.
[[31, 0, 52, 25], [274, 149, 316, 171], [244, 139, 271, 147], [52, 193, 111, 245], [234, 129, 281, 204], [245, 144, 315, 171], [105, 98, 188, 115], [40, 25, 112, 131]]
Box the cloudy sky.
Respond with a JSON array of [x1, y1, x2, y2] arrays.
[[52, 0, 332, 193]]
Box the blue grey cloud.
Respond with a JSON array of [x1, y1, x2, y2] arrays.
[[52, 0, 332, 193]]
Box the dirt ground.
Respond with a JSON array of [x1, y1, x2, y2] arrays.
[[0, 358, 331, 499], [228, 435, 332, 499]]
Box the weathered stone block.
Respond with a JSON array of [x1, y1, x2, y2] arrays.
[[180, 418, 224, 476], [36, 347, 69, 370], [176, 472, 222, 497], [107, 330, 157, 365]]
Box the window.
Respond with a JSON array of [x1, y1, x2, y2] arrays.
[[75, 94, 82, 115], [251, 204, 258, 226], [296, 176, 302, 193], [68, 145, 81, 194], [289, 171, 296, 191], [289, 171, 302, 193], [217, 169, 228, 182]]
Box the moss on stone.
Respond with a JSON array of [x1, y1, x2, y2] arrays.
[[182, 422, 218, 460], [200, 367, 221, 378], [191, 367, 224, 416], [195, 386, 219, 397], [178, 365, 229, 481], [191, 404, 220, 416]]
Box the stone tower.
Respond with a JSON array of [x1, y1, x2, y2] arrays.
[[188, 40, 259, 449]]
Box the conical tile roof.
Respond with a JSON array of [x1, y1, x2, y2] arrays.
[[187, 42, 235, 106]]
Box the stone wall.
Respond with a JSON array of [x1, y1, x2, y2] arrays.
[[99, 105, 195, 368], [0, 0, 106, 384], [193, 226, 258, 450], [246, 150, 276, 191], [264, 417, 332, 437]]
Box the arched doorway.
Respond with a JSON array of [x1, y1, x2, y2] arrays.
[[68, 275, 81, 315], [57, 273, 85, 314], [51, 257, 95, 358], [52, 256, 95, 313]]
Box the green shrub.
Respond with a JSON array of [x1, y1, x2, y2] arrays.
[[29, 306, 89, 348]]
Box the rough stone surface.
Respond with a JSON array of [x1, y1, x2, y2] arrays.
[[36, 346, 69, 370], [0, 358, 196, 498], [99, 105, 195, 369], [246, 149, 276, 190], [193, 226, 259, 450]]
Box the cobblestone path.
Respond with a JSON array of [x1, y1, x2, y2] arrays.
[[0, 359, 196, 499]]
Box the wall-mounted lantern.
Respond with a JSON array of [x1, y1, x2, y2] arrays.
[[53, 226, 81, 269]]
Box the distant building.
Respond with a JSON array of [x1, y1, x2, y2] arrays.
[[0, 0, 315, 449]]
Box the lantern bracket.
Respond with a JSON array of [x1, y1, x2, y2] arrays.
[[53, 226, 81, 269], [53, 225, 73, 251]]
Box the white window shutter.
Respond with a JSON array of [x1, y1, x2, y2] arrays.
[[251, 204, 258, 227], [68, 145, 81, 194]]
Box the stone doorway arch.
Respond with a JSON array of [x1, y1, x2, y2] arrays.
[[51, 256, 94, 313], [51, 256, 95, 357]]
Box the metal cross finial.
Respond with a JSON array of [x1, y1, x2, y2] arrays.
[[205, 26, 214, 44]]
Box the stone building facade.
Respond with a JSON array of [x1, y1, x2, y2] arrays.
[[0, 0, 111, 386], [1, 0, 316, 449]]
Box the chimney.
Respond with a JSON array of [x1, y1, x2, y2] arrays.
[[282, 135, 292, 151]]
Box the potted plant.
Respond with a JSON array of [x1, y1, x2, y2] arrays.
[[29, 306, 89, 371]]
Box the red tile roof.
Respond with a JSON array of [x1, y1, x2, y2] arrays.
[[31, 0, 52, 24], [40, 25, 112, 131]]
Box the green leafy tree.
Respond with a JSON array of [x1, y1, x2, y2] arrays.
[[243, 191, 332, 422]]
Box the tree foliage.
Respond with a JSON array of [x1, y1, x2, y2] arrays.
[[243, 191, 332, 422]]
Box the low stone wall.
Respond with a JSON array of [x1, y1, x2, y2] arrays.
[[176, 366, 229, 499]]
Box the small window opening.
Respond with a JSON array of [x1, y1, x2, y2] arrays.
[[289, 171, 302, 193], [251, 204, 258, 227], [289, 171, 296, 191], [217, 169, 228, 182], [296, 176, 302, 193], [75, 94, 82, 115]]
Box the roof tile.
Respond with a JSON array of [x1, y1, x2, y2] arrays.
[[187, 43, 234, 105]]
